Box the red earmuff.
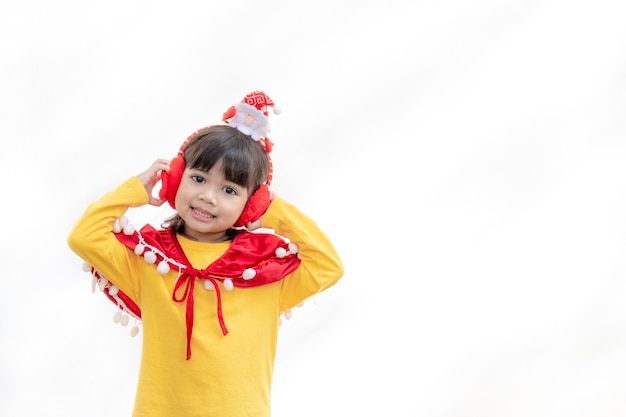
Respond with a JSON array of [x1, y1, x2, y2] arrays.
[[159, 155, 185, 209], [233, 184, 271, 227], [159, 128, 203, 209]]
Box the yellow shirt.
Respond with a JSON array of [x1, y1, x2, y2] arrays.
[[67, 177, 344, 417]]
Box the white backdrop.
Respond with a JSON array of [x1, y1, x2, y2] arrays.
[[2, 1, 626, 416]]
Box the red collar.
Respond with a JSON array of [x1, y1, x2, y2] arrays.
[[101, 223, 301, 359]]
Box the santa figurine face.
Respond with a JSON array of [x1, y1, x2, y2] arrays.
[[228, 102, 270, 140]]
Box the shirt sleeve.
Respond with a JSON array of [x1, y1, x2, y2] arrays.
[[67, 177, 149, 304], [260, 197, 344, 311]]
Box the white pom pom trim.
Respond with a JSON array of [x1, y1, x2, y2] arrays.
[[242, 268, 256, 280], [157, 261, 170, 274], [113, 310, 122, 323], [143, 252, 157, 264]]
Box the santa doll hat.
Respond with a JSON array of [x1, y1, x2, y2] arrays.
[[221, 91, 280, 185], [224, 90, 281, 118], [222, 91, 281, 143]]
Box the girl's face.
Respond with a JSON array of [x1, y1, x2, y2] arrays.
[[174, 161, 250, 243]]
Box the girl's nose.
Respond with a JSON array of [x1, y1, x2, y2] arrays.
[[199, 188, 217, 205]]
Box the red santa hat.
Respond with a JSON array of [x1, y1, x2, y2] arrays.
[[223, 91, 281, 118]]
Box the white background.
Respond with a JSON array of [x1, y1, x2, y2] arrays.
[[2, 1, 626, 416]]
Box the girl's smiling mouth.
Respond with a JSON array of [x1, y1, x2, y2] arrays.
[[192, 207, 214, 220]]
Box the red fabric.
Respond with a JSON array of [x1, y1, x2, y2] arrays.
[[222, 106, 236, 122], [241, 91, 275, 116], [113, 226, 301, 358], [159, 155, 185, 208], [115, 225, 299, 285], [234, 184, 272, 227], [95, 269, 142, 319], [172, 268, 198, 359]]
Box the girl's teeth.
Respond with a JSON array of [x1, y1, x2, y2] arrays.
[[194, 209, 212, 218]]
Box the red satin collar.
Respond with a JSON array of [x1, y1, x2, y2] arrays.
[[103, 224, 301, 359]]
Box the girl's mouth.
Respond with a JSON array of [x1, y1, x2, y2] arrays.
[[192, 208, 214, 220]]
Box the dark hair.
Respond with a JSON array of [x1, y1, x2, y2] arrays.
[[162, 125, 270, 237]]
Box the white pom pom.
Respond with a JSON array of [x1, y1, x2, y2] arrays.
[[123, 224, 135, 235], [134, 244, 145, 255], [242, 268, 256, 280], [223, 278, 234, 291], [143, 252, 157, 264], [81, 262, 92, 272], [275, 247, 287, 258], [120, 314, 129, 326], [284, 309, 293, 320], [157, 261, 170, 274], [98, 278, 108, 291], [130, 325, 140, 337], [109, 285, 119, 296], [113, 310, 122, 323], [203, 280, 214, 290], [272, 106, 282, 115], [112, 220, 122, 233], [288, 242, 298, 254], [119, 216, 129, 227], [91, 276, 97, 293]]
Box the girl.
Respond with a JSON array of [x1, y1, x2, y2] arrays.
[[67, 91, 344, 417]]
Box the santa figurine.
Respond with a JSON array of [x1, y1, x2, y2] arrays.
[[222, 91, 281, 141]]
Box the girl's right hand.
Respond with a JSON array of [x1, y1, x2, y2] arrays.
[[137, 159, 170, 206]]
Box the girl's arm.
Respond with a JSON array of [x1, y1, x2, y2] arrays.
[[260, 197, 344, 310], [67, 159, 169, 300], [67, 177, 149, 300]]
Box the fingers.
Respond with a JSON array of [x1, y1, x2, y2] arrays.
[[153, 158, 171, 172], [145, 158, 171, 176], [138, 159, 170, 185], [245, 217, 263, 231], [136, 158, 173, 205], [147, 195, 166, 207]]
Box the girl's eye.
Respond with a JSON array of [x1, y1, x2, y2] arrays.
[[191, 175, 205, 184], [224, 186, 237, 195]]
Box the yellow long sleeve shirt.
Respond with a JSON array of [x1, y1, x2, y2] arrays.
[[67, 176, 344, 417]]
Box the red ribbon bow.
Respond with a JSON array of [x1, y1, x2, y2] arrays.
[[173, 269, 228, 360]]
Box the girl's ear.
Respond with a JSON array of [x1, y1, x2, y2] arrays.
[[234, 184, 272, 227], [159, 156, 185, 209]]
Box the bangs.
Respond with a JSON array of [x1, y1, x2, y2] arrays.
[[183, 125, 269, 190]]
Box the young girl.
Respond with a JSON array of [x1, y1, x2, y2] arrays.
[[67, 91, 344, 417]]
